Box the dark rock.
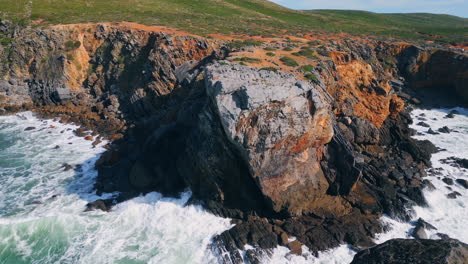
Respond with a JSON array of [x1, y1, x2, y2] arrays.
[[447, 192, 461, 199], [85, 199, 111, 212], [351, 239, 468, 264], [416, 122, 430, 128], [53, 145, 60, 149], [412, 224, 427, 239], [427, 128, 439, 135], [436, 233, 451, 239], [350, 117, 380, 144], [128, 161, 153, 189], [444, 113, 455, 119], [455, 158, 468, 169], [24, 126, 36, 131], [442, 178, 454, 185], [61, 163, 73, 171], [416, 218, 437, 230], [422, 179, 436, 190], [437, 126, 451, 133], [455, 179, 468, 189]]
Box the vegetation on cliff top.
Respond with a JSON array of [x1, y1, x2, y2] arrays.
[[0, 0, 466, 43]]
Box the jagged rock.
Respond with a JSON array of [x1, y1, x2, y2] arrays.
[[422, 179, 436, 190], [412, 225, 427, 239], [412, 218, 436, 240], [85, 199, 111, 212], [350, 116, 380, 144], [455, 179, 468, 189], [416, 122, 431, 127], [447, 192, 461, 199], [442, 178, 454, 185], [427, 128, 439, 135], [438, 126, 451, 133], [351, 239, 468, 264]]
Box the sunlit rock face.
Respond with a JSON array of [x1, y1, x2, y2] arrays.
[[205, 64, 334, 215]]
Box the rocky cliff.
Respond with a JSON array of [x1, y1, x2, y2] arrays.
[[0, 20, 467, 263]]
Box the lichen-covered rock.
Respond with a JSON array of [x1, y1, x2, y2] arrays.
[[205, 64, 334, 215]]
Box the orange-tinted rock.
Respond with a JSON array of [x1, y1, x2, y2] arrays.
[[288, 240, 303, 255], [84, 135, 93, 141]]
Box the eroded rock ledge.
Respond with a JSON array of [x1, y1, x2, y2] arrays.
[[0, 20, 467, 263]]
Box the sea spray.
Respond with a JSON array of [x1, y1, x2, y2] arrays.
[[0, 112, 232, 264]]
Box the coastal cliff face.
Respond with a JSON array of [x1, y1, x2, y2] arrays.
[[1, 20, 467, 262]]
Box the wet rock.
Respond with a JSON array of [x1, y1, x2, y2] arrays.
[[422, 179, 436, 190], [416, 121, 430, 128], [412, 225, 427, 239], [61, 163, 73, 171], [427, 128, 439, 135], [84, 135, 93, 141], [447, 192, 461, 199], [53, 145, 60, 149], [436, 233, 451, 239], [455, 158, 468, 169], [437, 126, 451, 133], [74, 127, 87, 137], [412, 218, 436, 240], [455, 179, 468, 189], [24, 126, 35, 131], [85, 199, 111, 212], [416, 218, 437, 230], [351, 239, 468, 264], [278, 232, 289, 246], [444, 113, 455, 119], [442, 178, 454, 185], [287, 240, 303, 255], [92, 138, 102, 146]]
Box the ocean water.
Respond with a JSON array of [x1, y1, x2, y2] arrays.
[[0, 108, 466, 264], [0, 112, 232, 264]]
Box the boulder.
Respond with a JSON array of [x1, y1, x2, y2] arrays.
[[442, 178, 454, 185], [455, 179, 468, 189], [85, 199, 110, 212], [417, 122, 430, 128], [438, 126, 451, 133], [287, 240, 303, 255], [351, 239, 468, 264]]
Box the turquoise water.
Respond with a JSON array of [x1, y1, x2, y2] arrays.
[[0, 112, 231, 264]]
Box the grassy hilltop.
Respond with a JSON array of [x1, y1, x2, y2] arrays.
[[0, 0, 467, 43]]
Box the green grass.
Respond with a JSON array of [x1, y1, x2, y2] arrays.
[[304, 73, 319, 83], [0, 0, 466, 42], [233, 57, 262, 63], [260, 67, 278, 72], [280, 56, 298, 67], [266, 52, 275, 56], [298, 64, 314, 72], [291, 47, 319, 60]]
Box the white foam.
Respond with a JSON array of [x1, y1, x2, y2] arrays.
[[0, 112, 232, 264]]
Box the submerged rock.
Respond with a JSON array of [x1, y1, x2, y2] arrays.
[[351, 239, 468, 264]]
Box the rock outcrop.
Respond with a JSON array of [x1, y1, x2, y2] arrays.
[[351, 238, 468, 264]]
